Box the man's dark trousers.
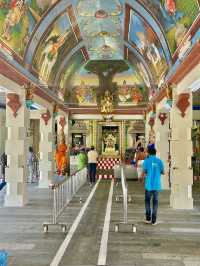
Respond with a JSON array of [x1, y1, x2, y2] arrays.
[[145, 190, 159, 223], [88, 163, 96, 183]]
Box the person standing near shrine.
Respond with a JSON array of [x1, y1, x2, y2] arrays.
[[139, 146, 164, 225], [27, 146, 35, 183], [87, 146, 98, 186], [135, 147, 146, 180]]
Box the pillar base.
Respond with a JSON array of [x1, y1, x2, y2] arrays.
[[39, 179, 49, 188], [170, 196, 193, 210], [4, 195, 25, 207]]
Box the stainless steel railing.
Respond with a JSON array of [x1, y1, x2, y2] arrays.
[[121, 166, 128, 224], [43, 167, 87, 232], [115, 164, 136, 233]]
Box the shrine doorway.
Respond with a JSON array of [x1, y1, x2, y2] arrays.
[[97, 122, 122, 157]]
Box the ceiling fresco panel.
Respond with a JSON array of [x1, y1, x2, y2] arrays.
[[33, 11, 77, 86], [59, 49, 85, 100], [128, 9, 168, 86], [75, 0, 124, 60], [139, 0, 200, 54], [64, 63, 99, 105], [127, 48, 157, 99], [113, 68, 148, 106], [0, 0, 54, 57]]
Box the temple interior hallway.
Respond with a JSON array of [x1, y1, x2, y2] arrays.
[[0, 181, 200, 266]]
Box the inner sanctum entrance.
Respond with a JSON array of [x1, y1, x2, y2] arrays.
[[97, 122, 122, 157]]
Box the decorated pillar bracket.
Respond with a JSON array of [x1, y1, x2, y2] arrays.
[[158, 113, 167, 125], [176, 93, 190, 117], [24, 82, 34, 109], [59, 116, 66, 131], [7, 93, 21, 117], [41, 109, 51, 125]]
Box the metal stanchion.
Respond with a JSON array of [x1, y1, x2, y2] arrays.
[[114, 165, 136, 233], [43, 168, 87, 233]]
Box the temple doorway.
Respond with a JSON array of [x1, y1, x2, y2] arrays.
[[97, 122, 121, 156]]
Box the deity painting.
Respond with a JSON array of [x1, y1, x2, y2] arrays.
[[129, 10, 168, 85], [139, 0, 200, 54], [0, 0, 53, 56], [118, 81, 144, 105], [33, 12, 77, 85], [75, 81, 96, 104]]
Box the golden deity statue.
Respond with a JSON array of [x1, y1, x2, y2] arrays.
[[101, 90, 113, 114]]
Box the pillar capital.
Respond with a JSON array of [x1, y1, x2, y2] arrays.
[[170, 91, 193, 209], [5, 91, 29, 206]]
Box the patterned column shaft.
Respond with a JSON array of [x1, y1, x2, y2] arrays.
[[39, 109, 53, 188], [170, 91, 193, 209], [5, 92, 29, 206], [155, 110, 170, 190]]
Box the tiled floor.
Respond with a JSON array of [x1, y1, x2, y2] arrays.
[[0, 181, 200, 266]]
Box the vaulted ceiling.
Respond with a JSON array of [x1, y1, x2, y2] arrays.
[[0, 0, 200, 107]]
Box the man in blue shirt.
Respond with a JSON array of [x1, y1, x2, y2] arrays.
[[140, 146, 164, 225]]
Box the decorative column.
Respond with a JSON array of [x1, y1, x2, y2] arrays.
[[170, 91, 193, 209], [145, 112, 151, 146], [57, 113, 69, 141], [92, 120, 97, 147], [39, 108, 53, 188], [0, 109, 6, 156], [155, 108, 170, 189], [145, 109, 156, 147], [5, 92, 29, 206]]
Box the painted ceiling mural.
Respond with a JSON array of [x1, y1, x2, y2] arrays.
[[128, 9, 169, 86], [59, 50, 85, 101], [0, 0, 53, 57], [139, 0, 200, 54], [61, 59, 148, 106], [33, 11, 77, 86], [0, 0, 200, 104], [75, 0, 124, 60], [114, 68, 148, 106], [64, 63, 98, 105]]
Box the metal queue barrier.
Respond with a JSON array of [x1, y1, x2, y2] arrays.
[[43, 168, 87, 233], [114, 165, 136, 233]]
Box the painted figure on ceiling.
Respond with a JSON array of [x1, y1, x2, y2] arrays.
[[55, 130, 67, 176], [75, 81, 95, 104], [39, 31, 69, 82], [165, 0, 176, 16], [136, 62, 150, 88], [131, 86, 143, 105], [118, 80, 131, 102], [136, 31, 161, 68], [2, 0, 25, 41]]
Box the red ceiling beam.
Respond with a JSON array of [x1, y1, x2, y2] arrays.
[[0, 57, 68, 113]]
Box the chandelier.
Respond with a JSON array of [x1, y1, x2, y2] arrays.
[[100, 90, 114, 121]]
